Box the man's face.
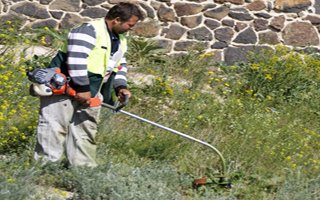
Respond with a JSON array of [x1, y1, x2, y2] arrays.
[[113, 15, 139, 34]]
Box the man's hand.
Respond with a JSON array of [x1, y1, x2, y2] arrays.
[[74, 91, 92, 105], [118, 88, 131, 103]]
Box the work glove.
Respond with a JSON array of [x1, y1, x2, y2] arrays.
[[113, 88, 130, 112]]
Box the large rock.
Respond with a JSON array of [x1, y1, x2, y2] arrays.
[[204, 6, 229, 20], [211, 41, 228, 49], [304, 15, 320, 25], [229, 10, 254, 21], [214, 27, 234, 43], [31, 19, 58, 29], [204, 19, 221, 30], [0, 12, 28, 27], [10, 2, 50, 19], [224, 45, 272, 65], [254, 12, 272, 19], [80, 7, 107, 18], [154, 39, 173, 53], [233, 27, 257, 44], [187, 26, 213, 41], [50, 11, 63, 19], [222, 19, 234, 27], [235, 22, 247, 32], [274, 0, 312, 13], [174, 2, 203, 16], [40, 0, 54, 5], [165, 24, 187, 40], [214, 0, 244, 5], [60, 13, 89, 29], [181, 15, 202, 28], [131, 19, 161, 38], [247, 0, 266, 11], [158, 4, 176, 22], [253, 18, 269, 31], [174, 41, 208, 51], [282, 22, 319, 46], [49, 0, 81, 12], [107, 0, 130, 4], [315, 0, 320, 14], [258, 31, 280, 45], [82, 0, 105, 6], [140, 3, 155, 19], [270, 15, 285, 30]]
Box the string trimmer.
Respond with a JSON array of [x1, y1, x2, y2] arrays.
[[27, 67, 231, 188]]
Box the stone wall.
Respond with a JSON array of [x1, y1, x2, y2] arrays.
[[1, 0, 320, 64]]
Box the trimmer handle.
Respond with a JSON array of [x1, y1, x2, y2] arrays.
[[67, 87, 102, 107], [69, 87, 129, 109], [114, 95, 129, 112]]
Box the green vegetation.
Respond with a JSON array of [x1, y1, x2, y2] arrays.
[[0, 20, 319, 199]]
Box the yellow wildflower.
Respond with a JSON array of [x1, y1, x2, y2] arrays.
[[196, 115, 204, 120], [24, 39, 30, 44], [265, 74, 272, 80], [246, 89, 253, 94], [61, 191, 68, 197], [199, 52, 213, 59], [230, 65, 237, 69], [250, 64, 259, 70], [7, 178, 15, 183], [148, 134, 155, 140]]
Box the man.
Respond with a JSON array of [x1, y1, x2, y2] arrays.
[[34, 2, 143, 167]]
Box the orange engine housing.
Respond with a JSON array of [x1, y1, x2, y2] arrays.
[[51, 68, 76, 97]]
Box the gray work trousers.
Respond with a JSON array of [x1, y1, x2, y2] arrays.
[[34, 95, 101, 167]]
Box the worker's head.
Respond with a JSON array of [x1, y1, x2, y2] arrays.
[[106, 2, 144, 34]]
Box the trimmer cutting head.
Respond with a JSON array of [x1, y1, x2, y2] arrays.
[[193, 176, 232, 189]]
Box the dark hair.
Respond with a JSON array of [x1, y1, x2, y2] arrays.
[[106, 2, 144, 22]]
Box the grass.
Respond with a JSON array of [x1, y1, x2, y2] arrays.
[[0, 20, 319, 199]]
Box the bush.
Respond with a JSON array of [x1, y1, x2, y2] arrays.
[[0, 20, 62, 153], [210, 46, 320, 104], [0, 46, 38, 153]]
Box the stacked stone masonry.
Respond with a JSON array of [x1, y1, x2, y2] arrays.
[[1, 0, 320, 64]]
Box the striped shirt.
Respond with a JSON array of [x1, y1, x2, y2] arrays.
[[67, 23, 128, 92]]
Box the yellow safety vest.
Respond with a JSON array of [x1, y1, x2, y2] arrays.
[[61, 18, 127, 76], [87, 18, 127, 76]]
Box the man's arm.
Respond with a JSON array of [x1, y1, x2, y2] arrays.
[[114, 57, 131, 101], [67, 24, 96, 103]]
